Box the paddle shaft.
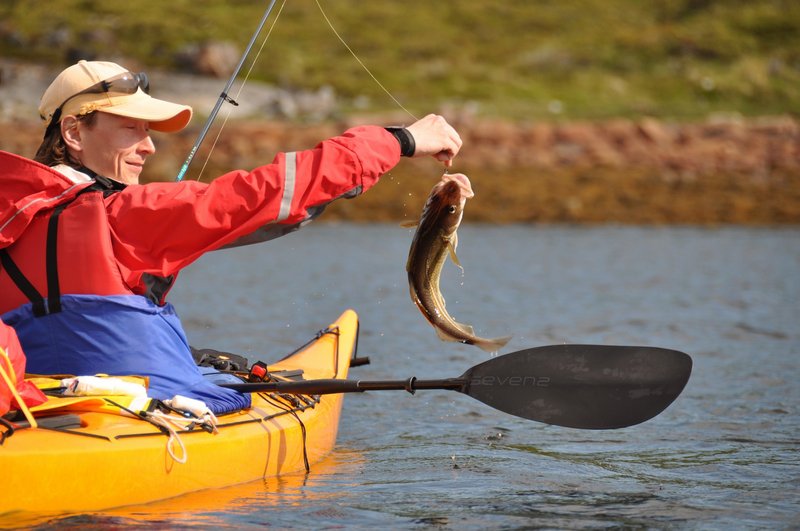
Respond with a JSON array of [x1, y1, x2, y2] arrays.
[[221, 377, 465, 395]]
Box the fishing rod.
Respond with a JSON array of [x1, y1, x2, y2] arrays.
[[222, 344, 693, 430], [176, 0, 280, 182]]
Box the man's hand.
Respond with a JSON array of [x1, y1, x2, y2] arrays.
[[405, 114, 463, 168]]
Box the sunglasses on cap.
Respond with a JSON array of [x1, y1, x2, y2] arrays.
[[44, 71, 150, 137]]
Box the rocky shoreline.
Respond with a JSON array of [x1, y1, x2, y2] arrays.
[[1, 61, 797, 224], [4, 114, 797, 224]]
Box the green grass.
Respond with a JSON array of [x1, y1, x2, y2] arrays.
[[2, 0, 798, 120]]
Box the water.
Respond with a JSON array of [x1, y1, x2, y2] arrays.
[[33, 225, 799, 529]]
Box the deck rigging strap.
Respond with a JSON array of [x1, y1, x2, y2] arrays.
[[251, 323, 341, 472], [0, 416, 15, 444], [106, 397, 218, 464], [258, 391, 311, 473]]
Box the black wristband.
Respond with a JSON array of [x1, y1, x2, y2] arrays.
[[385, 127, 416, 157]]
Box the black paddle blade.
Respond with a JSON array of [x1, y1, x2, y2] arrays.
[[461, 344, 692, 429]]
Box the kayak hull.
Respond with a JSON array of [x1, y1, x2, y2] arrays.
[[0, 309, 358, 521]]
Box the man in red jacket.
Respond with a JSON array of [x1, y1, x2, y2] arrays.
[[0, 60, 462, 414]]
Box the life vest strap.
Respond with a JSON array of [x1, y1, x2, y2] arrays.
[[44, 204, 65, 314], [0, 204, 66, 317], [0, 249, 47, 317]]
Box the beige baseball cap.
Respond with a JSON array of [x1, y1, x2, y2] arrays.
[[39, 60, 192, 133]]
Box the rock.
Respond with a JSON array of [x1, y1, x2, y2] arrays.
[[638, 117, 674, 146], [181, 41, 241, 78]]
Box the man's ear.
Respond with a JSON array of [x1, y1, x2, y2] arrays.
[[60, 115, 83, 152]]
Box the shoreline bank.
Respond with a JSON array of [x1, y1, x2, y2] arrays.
[[2, 115, 797, 224]]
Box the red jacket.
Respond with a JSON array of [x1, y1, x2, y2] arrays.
[[0, 125, 400, 310]]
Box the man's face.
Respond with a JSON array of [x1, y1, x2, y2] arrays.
[[68, 112, 156, 185]]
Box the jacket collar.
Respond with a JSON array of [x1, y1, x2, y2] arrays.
[[75, 166, 128, 192]]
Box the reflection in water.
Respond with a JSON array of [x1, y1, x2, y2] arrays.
[[28, 452, 367, 528]]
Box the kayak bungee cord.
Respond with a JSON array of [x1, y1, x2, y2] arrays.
[[0, 417, 14, 444], [252, 326, 345, 473], [144, 410, 190, 464], [259, 391, 311, 473], [247, 326, 344, 473]]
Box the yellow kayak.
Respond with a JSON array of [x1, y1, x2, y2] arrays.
[[0, 309, 358, 521]]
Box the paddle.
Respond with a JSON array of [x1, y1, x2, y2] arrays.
[[221, 344, 692, 429]]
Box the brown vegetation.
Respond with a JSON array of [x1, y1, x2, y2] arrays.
[[2, 115, 798, 224]]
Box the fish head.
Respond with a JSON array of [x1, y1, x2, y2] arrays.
[[440, 173, 474, 199], [420, 177, 470, 237]]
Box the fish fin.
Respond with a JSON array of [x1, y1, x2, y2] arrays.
[[433, 321, 475, 342], [455, 322, 476, 336], [400, 220, 419, 229], [434, 326, 464, 343], [447, 241, 463, 269], [473, 335, 513, 353]]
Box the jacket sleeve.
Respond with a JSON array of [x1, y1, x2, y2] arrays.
[[106, 126, 400, 286]]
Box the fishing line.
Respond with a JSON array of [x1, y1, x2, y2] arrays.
[[314, 0, 419, 122], [194, 0, 419, 181], [194, 0, 288, 181]]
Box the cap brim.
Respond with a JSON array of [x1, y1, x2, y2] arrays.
[[99, 92, 193, 133]]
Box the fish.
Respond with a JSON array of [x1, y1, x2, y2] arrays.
[[404, 173, 512, 352]]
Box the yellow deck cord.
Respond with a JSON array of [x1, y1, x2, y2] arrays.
[[0, 347, 38, 429]]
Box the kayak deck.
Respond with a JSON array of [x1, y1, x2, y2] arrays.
[[0, 309, 359, 522]]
